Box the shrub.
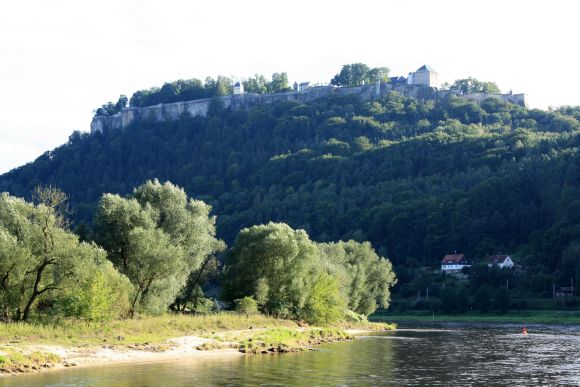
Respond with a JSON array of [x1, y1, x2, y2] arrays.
[[344, 310, 368, 323], [302, 273, 346, 325], [235, 297, 259, 315]]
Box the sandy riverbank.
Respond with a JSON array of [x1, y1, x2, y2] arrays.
[[0, 335, 242, 377], [0, 328, 372, 377]]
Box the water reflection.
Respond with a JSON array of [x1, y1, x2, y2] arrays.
[[2, 324, 580, 386]]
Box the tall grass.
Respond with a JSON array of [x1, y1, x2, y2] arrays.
[[239, 327, 353, 354], [0, 313, 297, 346], [0, 348, 61, 373]]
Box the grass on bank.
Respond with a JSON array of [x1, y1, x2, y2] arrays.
[[0, 312, 394, 348], [371, 310, 580, 324], [0, 313, 297, 347], [0, 312, 394, 374], [239, 327, 353, 354], [0, 348, 61, 374]]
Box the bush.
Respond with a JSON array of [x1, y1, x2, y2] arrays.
[[344, 309, 368, 323], [235, 297, 259, 315], [50, 260, 133, 322], [190, 297, 218, 314], [303, 273, 347, 325]]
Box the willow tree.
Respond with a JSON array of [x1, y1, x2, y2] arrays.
[[94, 180, 224, 315], [317, 240, 397, 316], [0, 189, 130, 321], [223, 222, 346, 323], [224, 223, 318, 316]]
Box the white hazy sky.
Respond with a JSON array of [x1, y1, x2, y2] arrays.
[[0, 0, 578, 173]]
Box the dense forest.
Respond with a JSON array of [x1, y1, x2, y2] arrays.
[[2, 77, 580, 310]]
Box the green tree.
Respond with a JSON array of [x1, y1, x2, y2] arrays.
[[493, 286, 510, 313], [214, 76, 233, 96], [114, 95, 128, 112], [473, 286, 493, 313], [125, 227, 187, 314], [235, 296, 259, 315], [243, 74, 269, 94], [94, 180, 224, 315], [54, 257, 132, 322], [440, 286, 457, 313], [444, 77, 500, 94], [95, 95, 128, 116], [303, 273, 347, 324], [171, 255, 220, 312], [331, 63, 370, 86], [318, 240, 397, 315], [331, 63, 389, 87], [0, 189, 129, 321], [223, 222, 322, 321], [267, 72, 291, 93], [366, 67, 391, 83]]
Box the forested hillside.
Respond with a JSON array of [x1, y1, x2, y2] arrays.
[[2, 91, 580, 293]]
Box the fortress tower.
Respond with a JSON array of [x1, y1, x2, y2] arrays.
[[233, 81, 244, 95], [408, 65, 439, 88]]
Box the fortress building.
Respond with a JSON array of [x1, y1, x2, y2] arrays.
[[233, 81, 244, 95], [408, 65, 439, 88]]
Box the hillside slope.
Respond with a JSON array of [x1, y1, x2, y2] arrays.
[[1, 92, 580, 280]]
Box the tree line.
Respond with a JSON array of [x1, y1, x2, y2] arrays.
[[94, 73, 293, 116], [0, 180, 395, 324]]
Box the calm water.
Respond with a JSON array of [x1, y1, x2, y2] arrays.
[[3, 323, 580, 386]]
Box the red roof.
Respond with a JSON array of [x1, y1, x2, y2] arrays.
[[488, 255, 510, 264], [441, 254, 465, 264]]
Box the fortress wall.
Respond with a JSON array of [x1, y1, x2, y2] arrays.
[[505, 93, 528, 108], [184, 99, 211, 117], [89, 83, 424, 134], [383, 83, 438, 102], [89, 83, 525, 134], [458, 92, 528, 108]]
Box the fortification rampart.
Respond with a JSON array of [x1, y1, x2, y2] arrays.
[[453, 92, 527, 107], [90, 83, 527, 134]]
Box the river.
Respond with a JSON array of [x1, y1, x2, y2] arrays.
[[2, 323, 580, 386]]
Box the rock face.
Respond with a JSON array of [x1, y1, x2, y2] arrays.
[[90, 83, 527, 134]]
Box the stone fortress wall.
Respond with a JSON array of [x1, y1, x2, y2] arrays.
[[90, 82, 528, 134]]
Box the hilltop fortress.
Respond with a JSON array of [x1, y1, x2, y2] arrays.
[[91, 66, 527, 134]]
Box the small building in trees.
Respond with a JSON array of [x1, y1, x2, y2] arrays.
[[407, 65, 439, 88], [390, 76, 407, 85], [487, 254, 514, 269], [298, 82, 311, 92], [233, 81, 244, 95], [555, 286, 575, 297], [441, 253, 472, 273]]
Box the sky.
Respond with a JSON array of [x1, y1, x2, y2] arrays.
[[0, 0, 579, 173]]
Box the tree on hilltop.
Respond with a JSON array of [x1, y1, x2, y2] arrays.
[[243, 74, 269, 94], [267, 72, 291, 93], [331, 63, 390, 87], [442, 77, 501, 94], [94, 94, 128, 116]]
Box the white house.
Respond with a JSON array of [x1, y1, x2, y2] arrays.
[[441, 253, 472, 273], [233, 81, 244, 95], [487, 255, 514, 269]]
